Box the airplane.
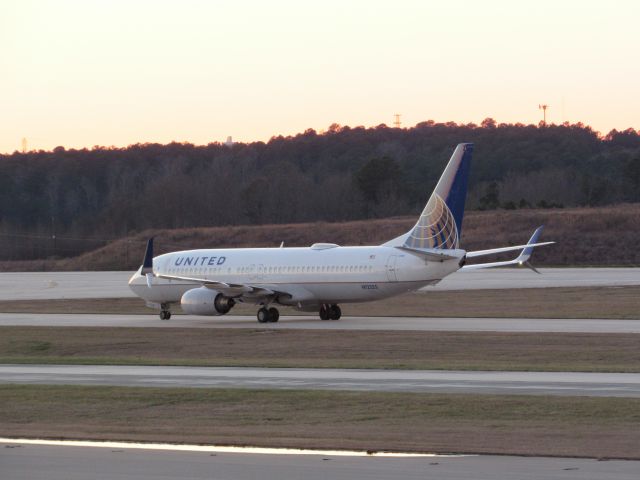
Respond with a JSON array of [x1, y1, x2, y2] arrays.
[[128, 143, 554, 322]]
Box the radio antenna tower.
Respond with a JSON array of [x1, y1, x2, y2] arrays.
[[393, 114, 401, 128], [21, 137, 27, 153], [538, 104, 549, 126]]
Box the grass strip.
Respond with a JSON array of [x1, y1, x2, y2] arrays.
[[1, 385, 639, 459], [2, 326, 639, 372]]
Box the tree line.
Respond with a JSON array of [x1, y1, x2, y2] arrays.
[[1, 119, 639, 260]]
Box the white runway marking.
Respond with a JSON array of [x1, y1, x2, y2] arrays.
[[0, 438, 452, 457]]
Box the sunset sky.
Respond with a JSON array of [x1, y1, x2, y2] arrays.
[[2, 0, 639, 153]]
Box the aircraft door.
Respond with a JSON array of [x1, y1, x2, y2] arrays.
[[386, 255, 398, 282], [248, 264, 256, 281], [257, 264, 265, 281]]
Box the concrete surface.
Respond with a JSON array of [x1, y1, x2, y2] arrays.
[[0, 271, 134, 300], [2, 312, 639, 333], [0, 268, 637, 300], [433, 267, 640, 290], [0, 442, 638, 480], [2, 365, 639, 397]]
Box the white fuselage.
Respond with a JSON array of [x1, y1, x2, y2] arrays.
[[128, 244, 464, 310]]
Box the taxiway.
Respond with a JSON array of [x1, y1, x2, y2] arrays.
[[2, 441, 638, 480], [1, 312, 639, 333], [2, 364, 639, 397]]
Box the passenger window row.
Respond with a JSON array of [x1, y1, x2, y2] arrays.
[[167, 265, 375, 276], [238, 265, 374, 274]]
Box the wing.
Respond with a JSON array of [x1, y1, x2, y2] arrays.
[[153, 272, 278, 298], [461, 226, 553, 272]]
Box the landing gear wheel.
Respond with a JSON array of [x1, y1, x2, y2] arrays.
[[329, 304, 341, 320], [160, 310, 171, 320], [319, 304, 330, 321], [269, 307, 280, 323], [257, 307, 270, 323], [268, 307, 280, 323]]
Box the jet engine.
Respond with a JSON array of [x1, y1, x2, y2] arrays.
[[180, 287, 235, 316]]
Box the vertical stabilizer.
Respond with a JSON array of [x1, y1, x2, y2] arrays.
[[383, 143, 473, 249]]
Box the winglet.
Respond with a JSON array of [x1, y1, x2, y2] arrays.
[[141, 237, 154, 275], [516, 226, 544, 273]]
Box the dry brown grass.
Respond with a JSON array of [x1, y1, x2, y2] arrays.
[[2, 326, 639, 372], [2, 385, 640, 459], [0, 286, 638, 319], [2, 204, 640, 271]]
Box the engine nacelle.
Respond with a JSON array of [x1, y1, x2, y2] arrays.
[[180, 287, 235, 316]]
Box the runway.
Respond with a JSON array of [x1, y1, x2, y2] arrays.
[[3, 442, 638, 480], [2, 312, 640, 333], [434, 267, 640, 290], [0, 268, 638, 300], [2, 364, 639, 397], [0, 271, 133, 300]]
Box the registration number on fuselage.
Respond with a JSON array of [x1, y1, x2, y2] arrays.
[[361, 284, 378, 290]]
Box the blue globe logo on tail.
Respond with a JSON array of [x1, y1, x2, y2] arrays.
[[404, 193, 459, 249]]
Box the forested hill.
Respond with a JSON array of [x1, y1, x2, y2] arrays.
[[1, 119, 639, 261]]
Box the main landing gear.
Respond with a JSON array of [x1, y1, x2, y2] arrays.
[[319, 304, 341, 321], [159, 310, 172, 320], [257, 306, 279, 323]]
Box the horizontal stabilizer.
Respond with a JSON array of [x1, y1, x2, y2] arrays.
[[461, 226, 553, 272], [466, 241, 554, 258], [397, 246, 464, 261]]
